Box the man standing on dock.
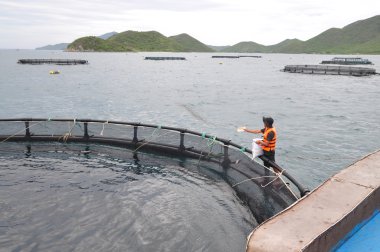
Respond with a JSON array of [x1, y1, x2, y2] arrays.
[[243, 117, 277, 171]]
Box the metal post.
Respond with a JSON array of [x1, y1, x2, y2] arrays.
[[25, 121, 30, 138], [221, 142, 231, 168], [223, 145, 229, 162], [84, 122, 89, 139], [133, 126, 138, 144], [179, 132, 185, 151]]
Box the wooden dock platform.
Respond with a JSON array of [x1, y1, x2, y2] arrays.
[[246, 150, 380, 252], [144, 57, 186, 60], [283, 65, 376, 76], [17, 59, 88, 65]]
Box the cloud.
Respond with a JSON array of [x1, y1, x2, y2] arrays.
[[0, 0, 379, 48]]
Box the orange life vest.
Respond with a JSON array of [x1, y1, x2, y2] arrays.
[[262, 127, 276, 151]]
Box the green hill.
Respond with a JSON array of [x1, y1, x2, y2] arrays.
[[169, 33, 214, 52], [222, 41, 267, 53], [221, 15, 380, 54], [67, 36, 133, 52], [107, 31, 184, 52], [267, 39, 305, 53], [67, 31, 213, 52], [301, 15, 380, 54], [222, 39, 304, 53], [66, 15, 380, 54]]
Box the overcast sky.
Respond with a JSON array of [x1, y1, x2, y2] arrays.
[[0, 0, 379, 49]]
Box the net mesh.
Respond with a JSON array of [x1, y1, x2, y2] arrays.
[[0, 119, 300, 224]]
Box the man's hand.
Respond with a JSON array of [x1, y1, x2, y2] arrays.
[[256, 140, 268, 146]]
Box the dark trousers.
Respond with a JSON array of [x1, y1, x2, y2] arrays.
[[263, 150, 275, 168]]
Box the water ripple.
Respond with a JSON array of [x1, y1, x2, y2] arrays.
[[0, 147, 254, 251]]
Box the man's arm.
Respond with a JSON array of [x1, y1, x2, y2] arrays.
[[243, 128, 262, 134]]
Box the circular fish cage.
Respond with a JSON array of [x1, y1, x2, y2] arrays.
[[0, 118, 307, 251]]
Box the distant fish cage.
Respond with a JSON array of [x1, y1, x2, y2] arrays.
[[212, 56, 240, 59], [321, 57, 373, 65], [144, 57, 186, 60], [283, 65, 377, 76], [211, 55, 262, 59], [17, 59, 88, 65], [238, 55, 262, 58]]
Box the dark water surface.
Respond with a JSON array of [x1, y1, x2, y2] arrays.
[[0, 50, 379, 251], [0, 143, 254, 252]]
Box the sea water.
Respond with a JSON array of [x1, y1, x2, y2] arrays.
[[0, 50, 379, 251]]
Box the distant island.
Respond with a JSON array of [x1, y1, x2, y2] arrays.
[[66, 31, 214, 52], [221, 15, 380, 54], [36, 43, 70, 50], [38, 15, 380, 54]]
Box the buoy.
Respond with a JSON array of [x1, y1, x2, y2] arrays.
[[49, 70, 60, 74]]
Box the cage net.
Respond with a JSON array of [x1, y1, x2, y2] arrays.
[[0, 119, 300, 225]]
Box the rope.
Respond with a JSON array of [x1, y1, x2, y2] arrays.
[[197, 134, 218, 167], [133, 125, 171, 153], [0, 121, 45, 143], [233, 145, 300, 198], [179, 103, 232, 130], [232, 175, 278, 187], [58, 119, 76, 143], [207, 135, 216, 146], [232, 168, 299, 199], [75, 120, 83, 131], [239, 149, 278, 176], [260, 170, 284, 187], [276, 171, 299, 199], [100, 120, 109, 136]]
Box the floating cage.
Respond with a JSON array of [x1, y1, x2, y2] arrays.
[[0, 118, 307, 225], [144, 57, 186, 60], [283, 65, 376, 76], [238, 55, 262, 58], [212, 56, 240, 59], [212, 55, 262, 59], [320, 57, 373, 65], [17, 59, 89, 65]]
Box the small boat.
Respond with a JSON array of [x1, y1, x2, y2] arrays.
[[321, 57, 373, 65], [49, 70, 60, 74]]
